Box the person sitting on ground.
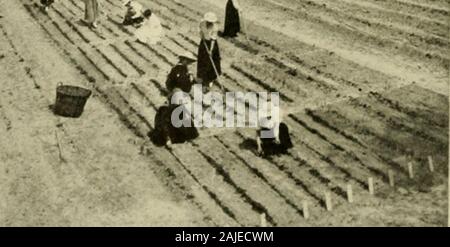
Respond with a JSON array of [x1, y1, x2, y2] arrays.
[[149, 88, 199, 147], [197, 12, 222, 89], [122, 0, 144, 27], [135, 9, 164, 45], [166, 52, 197, 94], [256, 104, 293, 157], [40, 0, 55, 13]]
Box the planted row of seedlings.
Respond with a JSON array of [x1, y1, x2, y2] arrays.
[[243, 0, 449, 69], [156, 0, 356, 95], [34, 0, 274, 227], [23, 0, 446, 226], [309, 100, 446, 179], [277, 0, 449, 50], [177, 0, 399, 92], [132, 77, 315, 226], [99, 0, 298, 103], [118, 0, 414, 211], [24, 2, 319, 226], [329, 0, 449, 39], [363, 0, 450, 23], [22, 1, 249, 226], [148, 0, 410, 99], [367, 91, 449, 129], [348, 96, 447, 146], [129, 0, 422, 199], [118, 35, 339, 224], [93, 2, 388, 221], [142, 0, 359, 100]]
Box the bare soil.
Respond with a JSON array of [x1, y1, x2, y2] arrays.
[[0, 0, 448, 226]]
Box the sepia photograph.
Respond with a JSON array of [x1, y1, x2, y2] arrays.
[[0, 0, 448, 228]]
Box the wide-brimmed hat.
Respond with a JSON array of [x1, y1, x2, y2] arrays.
[[202, 12, 218, 23], [179, 52, 197, 63]]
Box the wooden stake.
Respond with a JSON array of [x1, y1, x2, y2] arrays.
[[368, 177, 374, 195], [54, 130, 66, 163], [408, 162, 414, 179], [302, 201, 309, 219], [347, 184, 354, 203], [388, 170, 395, 187], [325, 192, 332, 211], [260, 213, 267, 227], [428, 156, 435, 172]]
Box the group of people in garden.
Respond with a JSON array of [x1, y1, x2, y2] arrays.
[[39, 0, 293, 157]]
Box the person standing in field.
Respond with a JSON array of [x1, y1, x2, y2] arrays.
[[83, 0, 100, 28], [197, 12, 222, 89], [222, 0, 242, 38]]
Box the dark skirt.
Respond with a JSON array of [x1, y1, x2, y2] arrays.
[[166, 64, 193, 93], [259, 123, 293, 156], [223, 0, 241, 37], [197, 39, 221, 85], [41, 0, 54, 6], [149, 105, 199, 146], [123, 15, 144, 27]]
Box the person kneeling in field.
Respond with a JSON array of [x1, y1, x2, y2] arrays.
[[135, 9, 164, 45], [122, 0, 144, 27], [149, 88, 199, 147], [166, 52, 198, 94], [256, 105, 293, 157]]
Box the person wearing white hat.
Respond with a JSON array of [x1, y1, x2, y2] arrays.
[[256, 103, 293, 157], [197, 12, 222, 88], [166, 52, 198, 93], [200, 12, 219, 40], [135, 9, 164, 45]]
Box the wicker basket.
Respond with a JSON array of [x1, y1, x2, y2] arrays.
[[54, 83, 92, 118]]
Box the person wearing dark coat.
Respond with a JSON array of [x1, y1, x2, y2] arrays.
[[197, 39, 221, 87], [40, 0, 55, 12], [149, 105, 172, 147], [222, 0, 241, 38], [122, 0, 144, 26], [166, 53, 197, 93], [257, 122, 293, 157], [256, 105, 293, 157], [149, 89, 199, 147], [197, 12, 222, 88]]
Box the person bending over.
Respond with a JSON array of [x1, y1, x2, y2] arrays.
[[166, 52, 198, 94], [256, 105, 293, 157]]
